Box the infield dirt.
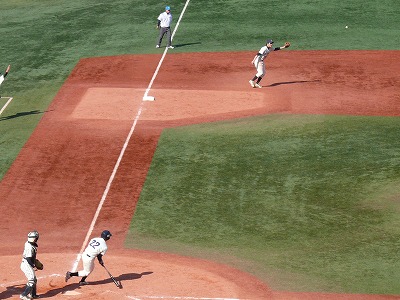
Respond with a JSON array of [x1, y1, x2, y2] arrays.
[[0, 51, 399, 299]]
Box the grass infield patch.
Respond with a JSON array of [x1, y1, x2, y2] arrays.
[[127, 114, 400, 294]]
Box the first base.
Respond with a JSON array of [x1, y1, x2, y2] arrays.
[[143, 95, 155, 101]]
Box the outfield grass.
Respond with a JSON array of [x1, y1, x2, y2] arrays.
[[1, 0, 399, 178], [127, 115, 400, 294], [1, 0, 399, 294]]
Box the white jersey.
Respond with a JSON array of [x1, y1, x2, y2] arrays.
[[254, 46, 273, 64], [157, 12, 172, 27], [22, 241, 37, 260], [83, 237, 108, 258], [0, 74, 4, 86]]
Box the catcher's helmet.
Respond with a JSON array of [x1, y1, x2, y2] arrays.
[[28, 231, 39, 242], [101, 230, 112, 241]]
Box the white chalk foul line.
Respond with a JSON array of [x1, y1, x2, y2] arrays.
[[0, 97, 14, 116], [104, 291, 244, 300], [143, 0, 191, 99], [72, 106, 144, 271], [72, 0, 191, 272], [127, 296, 244, 300]]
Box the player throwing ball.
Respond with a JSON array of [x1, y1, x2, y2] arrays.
[[249, 39, 290, 88], [65, 230, 112, 286]]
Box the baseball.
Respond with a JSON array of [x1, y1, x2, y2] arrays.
[[345, 26, 348, 29]]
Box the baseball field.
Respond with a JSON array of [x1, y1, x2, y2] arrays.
[[0, 1, 399, 299]]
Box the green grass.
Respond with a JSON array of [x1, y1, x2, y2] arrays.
[[1, 0, 399, 294], [1, 0, 399, 178], [127, 115, 400, 294]]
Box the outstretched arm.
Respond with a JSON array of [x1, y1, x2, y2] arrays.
[[4, 65, 10, 77], [274, 42, 291, 51]]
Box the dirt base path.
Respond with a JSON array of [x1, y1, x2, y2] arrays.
[[0, 51, 399, 299]]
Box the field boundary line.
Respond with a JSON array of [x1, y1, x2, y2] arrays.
[[143, 0, 191, 99], [0, 97, 14, 116], [72, 0, 191, 272]]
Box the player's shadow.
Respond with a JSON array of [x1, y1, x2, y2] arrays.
[[38, 282, 81, 298], [88, 271, 153, 286], [0, 110, 43, 121], [172, 42, 201, 48], [37, 271, 154, 298], [0, 284, 25, 299], [267, 79, 321, 87]]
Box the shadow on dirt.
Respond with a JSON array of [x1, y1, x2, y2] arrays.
[[28, 272, 154, 298], [267, 80, 321, 87], [0, 284, 25, 299]]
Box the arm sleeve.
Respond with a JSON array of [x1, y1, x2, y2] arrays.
[[97, 254, 104, 264], [273, 47, 281, 51], [157, 20, 161, 26], [25, 257, 35, 268]]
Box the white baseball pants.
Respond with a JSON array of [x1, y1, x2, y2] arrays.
[[78, 254, 95, 277]]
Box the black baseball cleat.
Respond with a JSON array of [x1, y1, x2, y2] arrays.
[[79, 281, 89, 286]]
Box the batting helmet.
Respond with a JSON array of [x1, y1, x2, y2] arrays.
[[101, 230, 112, 241], [27, 231, 39, 243], [165, 6, 171, 11]]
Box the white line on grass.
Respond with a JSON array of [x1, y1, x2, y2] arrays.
[[143, 0, 191, 99], [0, 97, 14, 116], [72, 0, 190, 271]]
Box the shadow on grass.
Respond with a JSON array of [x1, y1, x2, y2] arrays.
[[0, 110, 43, 121], [172, 42, 201, 48]]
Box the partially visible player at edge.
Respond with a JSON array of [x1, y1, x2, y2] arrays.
[[20, 231, 42, 300], [65, 230, 112, 286], [249, 39, 290, 88], [0, 64, 11, 96]]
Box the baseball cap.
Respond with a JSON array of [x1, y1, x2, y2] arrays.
[[165, 6, 171, 10], [266, 39, 274, 44]]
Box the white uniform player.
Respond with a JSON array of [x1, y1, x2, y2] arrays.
[[65, 230, 112, 285], [20, 231, 41, 300], [156, 6, 174, 49], [249, 39, 290, 88], [0, 65, 11, 94]]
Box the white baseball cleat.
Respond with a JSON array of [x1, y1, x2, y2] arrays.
[[20, 295, 31, 300], [249, 80, 255, 88], [254, 83, 262, 88], [167, 46, 174, 49], [156, 45, 160, 48]]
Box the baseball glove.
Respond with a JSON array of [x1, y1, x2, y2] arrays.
[[35, 259, 43, 270], [284, 42, 291, 48]]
